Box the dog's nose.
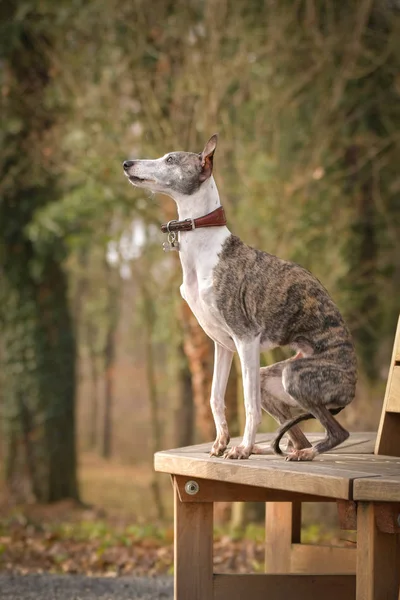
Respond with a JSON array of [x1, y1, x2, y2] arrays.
[[123, 160, 134, 170]]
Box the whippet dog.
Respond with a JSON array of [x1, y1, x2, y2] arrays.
[[123, 135, 357, 460]]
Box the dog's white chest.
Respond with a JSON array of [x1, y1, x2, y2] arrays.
[[180, 279, 234, 350], [179, 229, 234, 350]]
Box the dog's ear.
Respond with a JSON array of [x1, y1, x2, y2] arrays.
[[199, 133, 218, 182]]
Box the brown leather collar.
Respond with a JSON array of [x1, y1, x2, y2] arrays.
[[161, 206, 226, 233]]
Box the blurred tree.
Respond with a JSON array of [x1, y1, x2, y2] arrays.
[[101, 260, 119, 459], [174, 343, 194, 447], [0, 3, 79, 501], [141, 277, 165, 519]]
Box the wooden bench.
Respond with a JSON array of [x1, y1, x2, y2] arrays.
[[154, 317, 400, 600]]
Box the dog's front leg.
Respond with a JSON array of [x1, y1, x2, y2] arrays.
[[225, 336, 261, 460], [210, 342, 234, 457]]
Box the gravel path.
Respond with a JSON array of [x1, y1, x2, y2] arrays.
[[0, 574, 173, 600]]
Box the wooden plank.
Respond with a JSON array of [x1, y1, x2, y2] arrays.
[[156, 451, 354, 498], [376, 316, 400, 456], [291, 543, 356, 574], [394, 315, 400, 363], [354, 474, 400, 502], [156, 446, 400, 474], [252, 432, 376, 455], [174, 475, 335, 503], [374, 413, 400, 457], [213, 574, 356, 600], [265, 502, 301, 572], [155, 447, 400, 500], [159, 431, 376, 457], [174, 482, 213, 600], [386, 366, 400, 413], [313, 457, 400, 476], [356, 502, 400, 600]]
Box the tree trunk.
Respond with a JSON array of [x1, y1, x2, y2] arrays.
[[142, 283, 165, 520], [86, 322, 100, 451], [101, 261, 119, 459], [102, 314, 115, 460], [180, 302, 215, 441], [40, 265, 79, 502], [1, 261, 79, 503], [0, 10, 79, 503], [174, 343, 195, 448]]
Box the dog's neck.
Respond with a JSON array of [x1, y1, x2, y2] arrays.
[[169, 176, 231, 275], [172, 176, 222, 221]]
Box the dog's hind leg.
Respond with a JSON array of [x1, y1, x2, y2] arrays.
[[284, 405, 349, 461], [280, 359, 354, 461], [252, 361, 312, 455], [209, 342, 234, 457]]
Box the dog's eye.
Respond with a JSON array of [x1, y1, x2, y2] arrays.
[[166, 156, 174, 164]]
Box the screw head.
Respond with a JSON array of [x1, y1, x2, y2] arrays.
[[185, 480, 200, 495]]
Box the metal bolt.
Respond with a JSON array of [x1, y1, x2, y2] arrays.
[[185, 480, 199, 495], [397, 514, 400, 528]]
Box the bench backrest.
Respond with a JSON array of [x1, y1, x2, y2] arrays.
[[375, 315, 400, 456]]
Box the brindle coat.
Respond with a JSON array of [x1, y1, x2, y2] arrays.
[[214, 235, 357, 458]]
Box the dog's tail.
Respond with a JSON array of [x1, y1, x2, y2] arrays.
[[271, 407, 344, 456]]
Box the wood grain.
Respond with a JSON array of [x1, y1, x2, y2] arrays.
[[156, 452, 354, 498], [356, 502, 400, 600], [376, 315, 400, 455], [387, 366, 400, 413], [174, 475, 334, 503], [265, 502, 301, 573], [291, 543, 356, 574], [174, 482, 213, 600], [395, 315, 400, 364], [374, 413, 400, 458], [159, 431, 376, 456], [155, 433, 400, 501], [213, 573, 356, 600], [354, 474, 400, 502]]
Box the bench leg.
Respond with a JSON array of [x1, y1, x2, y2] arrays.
[[356, 502, 400, 600], [174, 482, 213, 600], [265, 501, 301, 572]]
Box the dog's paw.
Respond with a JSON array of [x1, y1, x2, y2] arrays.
[[210, 442, 227, 457], [210, 434, 230, 457], [285, 447, 316, 461], [224, 445, 252, 460]]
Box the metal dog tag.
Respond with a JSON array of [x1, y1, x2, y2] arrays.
[[163, 231, 180, 252]]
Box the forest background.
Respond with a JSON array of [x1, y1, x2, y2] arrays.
[[0, 0, 399, 575]]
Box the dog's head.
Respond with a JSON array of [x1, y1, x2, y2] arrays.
[[123, 134, 218, 198]]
